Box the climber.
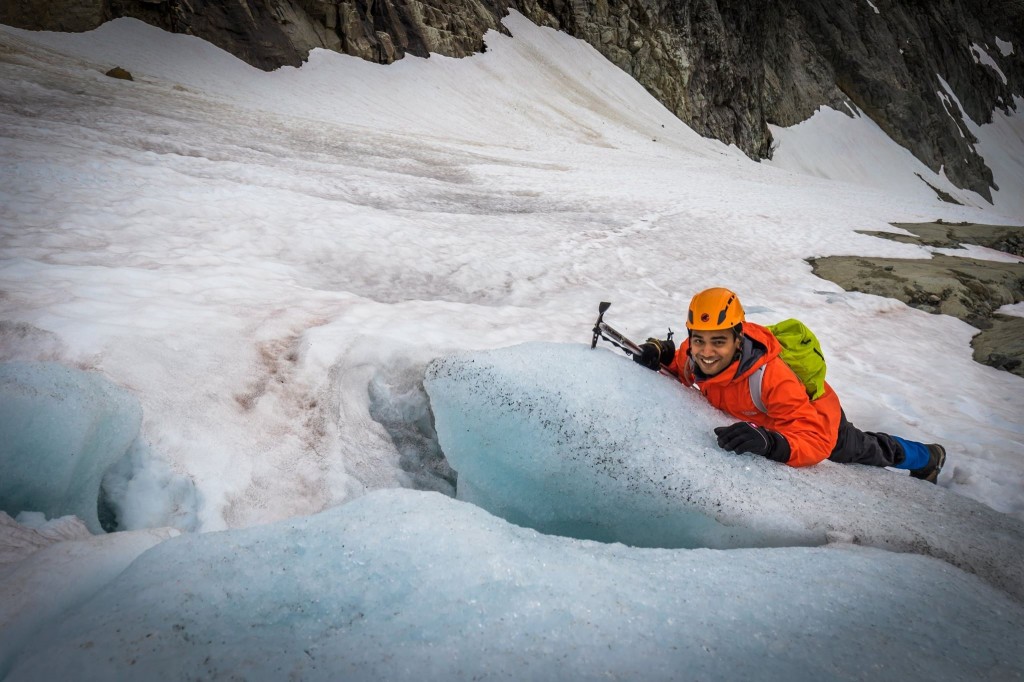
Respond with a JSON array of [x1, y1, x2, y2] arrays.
[[633, 287, 946, 482]]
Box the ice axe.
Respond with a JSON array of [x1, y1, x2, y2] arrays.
[[591, 302, 674, 376], [591, 301, 643, 356]]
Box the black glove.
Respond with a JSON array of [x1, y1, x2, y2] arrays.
[[633, 337, 675, 371], [713, 422, 790, 463]]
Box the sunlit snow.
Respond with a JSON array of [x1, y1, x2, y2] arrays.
[[1, 9, 1023, 679]]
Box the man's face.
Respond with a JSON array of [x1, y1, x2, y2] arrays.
[[689, 328, 741, 377]]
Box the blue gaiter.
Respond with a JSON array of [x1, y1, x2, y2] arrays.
[[893, 436, 930, 470]]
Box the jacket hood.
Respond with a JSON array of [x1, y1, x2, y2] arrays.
[[737, 323, 781, 375]]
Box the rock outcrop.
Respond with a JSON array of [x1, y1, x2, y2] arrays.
[[3, 0, 1021, 199], [809, 222, 1024, 377]]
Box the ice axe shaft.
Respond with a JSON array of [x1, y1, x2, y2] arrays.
[[590, 302, 674, 377]]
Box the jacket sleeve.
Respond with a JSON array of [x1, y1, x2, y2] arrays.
[[759, 360, 836, 467]]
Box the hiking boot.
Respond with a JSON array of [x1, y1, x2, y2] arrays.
[[910, 444, 946, 484]]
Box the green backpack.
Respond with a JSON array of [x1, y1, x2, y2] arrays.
[[748, 318, 827, 413]]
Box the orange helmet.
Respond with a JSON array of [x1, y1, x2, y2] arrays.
[[686, 287, 745, 330]]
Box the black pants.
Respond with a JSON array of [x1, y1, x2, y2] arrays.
[[827, 411, 905, 468]]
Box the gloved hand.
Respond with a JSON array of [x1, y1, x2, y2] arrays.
[[713, 422, 790, 463], [633, 337, 675, 371]]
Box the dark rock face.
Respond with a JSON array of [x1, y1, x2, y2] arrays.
[[0, 0, 106, 33], [516, 0, 778, 158], [3, 0, 1021, 199], [516, 0, 1023, 199], [772, 0, 1023, 200], [1, 0, 511, 69]]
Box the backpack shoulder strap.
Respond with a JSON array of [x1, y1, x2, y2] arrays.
[[748, 365, 767, 414]]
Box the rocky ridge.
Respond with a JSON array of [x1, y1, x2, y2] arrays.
[[3, 0, 1021, 201]]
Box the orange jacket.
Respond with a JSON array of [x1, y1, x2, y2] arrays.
[[666, 322, 842, 467]]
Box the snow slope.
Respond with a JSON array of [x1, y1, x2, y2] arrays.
[[2, 13, 1021, 531]]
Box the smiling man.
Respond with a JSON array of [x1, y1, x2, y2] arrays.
[[633, 288, 946, 482]]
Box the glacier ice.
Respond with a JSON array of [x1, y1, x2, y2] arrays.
[[368, 363, 456, 496], [4, 345, 1024, 680], [0, 362, 143, 533], [0, 362, 198, 534], [98, 439, 200, 533], [3, 489, 1022, 681], [0, 520, 177, 677], [424, 343, 1024, 601], [0, 512, 91, 565]]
